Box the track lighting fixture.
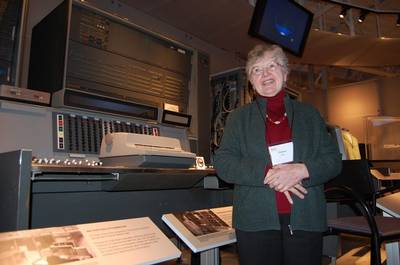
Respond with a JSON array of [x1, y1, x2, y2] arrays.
[[357, 10, 368, 23], [322, 0, 400, 28], [339, 6, 349, 19]]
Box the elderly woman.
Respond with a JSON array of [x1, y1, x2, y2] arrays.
[[214, 44, 342, 265]]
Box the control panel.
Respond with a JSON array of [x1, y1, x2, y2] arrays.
[[54, 112, 160, 155], [0, 99, 191, 165], [32, 157, 102, 167]]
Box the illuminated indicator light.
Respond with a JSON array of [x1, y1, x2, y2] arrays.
[[275, 24, 293, 36]]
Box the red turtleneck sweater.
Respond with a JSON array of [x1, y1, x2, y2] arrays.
[[264, 89, 292, 214]]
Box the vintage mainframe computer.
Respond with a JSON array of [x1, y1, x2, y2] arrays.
[[0, 0, 231, 234]]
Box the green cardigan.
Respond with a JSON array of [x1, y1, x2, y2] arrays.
[[214, 95, 342, 232]]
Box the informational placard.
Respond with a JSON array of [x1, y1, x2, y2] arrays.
[[162, 206, 236, 253], [0, 217, 181, 265]]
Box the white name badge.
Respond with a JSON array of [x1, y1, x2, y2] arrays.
[[268, 142, 294, 166]]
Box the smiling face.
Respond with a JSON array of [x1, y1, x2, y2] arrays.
[[249, 50, 288, 97]]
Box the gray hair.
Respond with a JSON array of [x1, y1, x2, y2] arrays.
[[245, 44, 289, 78]]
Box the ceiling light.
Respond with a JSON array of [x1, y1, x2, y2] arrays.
[[357, 10, 368, 23], [339, 6, 349, 19]]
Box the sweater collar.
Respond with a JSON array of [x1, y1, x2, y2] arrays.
[[260, 89, 286, 104], [255, 89, 287, 107], [255, 90, 294, 123]]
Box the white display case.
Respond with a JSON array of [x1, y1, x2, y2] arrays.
[[366, 116, 400, 160]]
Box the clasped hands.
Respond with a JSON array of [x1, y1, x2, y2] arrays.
[[264, 163, 309, 204]]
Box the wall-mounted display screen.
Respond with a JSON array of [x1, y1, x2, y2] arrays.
[[248, 0, 313, 57]]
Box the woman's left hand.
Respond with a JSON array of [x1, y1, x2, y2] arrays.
[[264, 163, 309, 192], [284, 184, 308, 204]]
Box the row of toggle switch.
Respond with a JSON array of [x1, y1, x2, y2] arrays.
[[32, 157, 103, 167]]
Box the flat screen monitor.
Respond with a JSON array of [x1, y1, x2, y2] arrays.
[[248, 0, 313, 57]]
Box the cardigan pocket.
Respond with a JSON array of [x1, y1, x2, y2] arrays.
[[233, 185, 278, 230]]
